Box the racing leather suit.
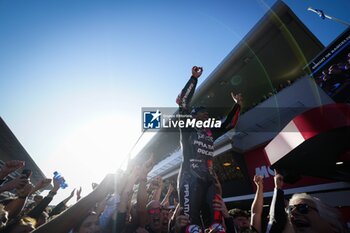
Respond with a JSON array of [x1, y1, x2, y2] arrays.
[[176, 76, 241, 227]]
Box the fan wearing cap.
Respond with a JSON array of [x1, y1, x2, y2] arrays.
[[175, 66, 242, 233]]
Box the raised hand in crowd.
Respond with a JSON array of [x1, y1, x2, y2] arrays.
[[149, 176, 163, 202], [52, 175, 62, 193], [253, 174, 264, 190], [29, 178, 52, 196], [118, 166, 141, 213], [91, 182, 98, 190], [0, 160, 25, 180], [61, 188, 76, 205], [251, 175, 264, 233], [49, 188, 76, 218], [69, 188, 75, 199], [171, 205, 190, 233], [140, 153, 155, 181], [16, 182, 34, 199], [230, 92, 243, 106], [274, 170, 284, 190], [138, 155, 155, 228], [160, 182, 174, 208], [212, 195, 229, 219], [26, 175, 65, 221], [76, 186, 82, 201], [266, 170, 287, 233], [212, 170, 222, 196], [0, 176, 29, 193], [33, 173, 118, 233]]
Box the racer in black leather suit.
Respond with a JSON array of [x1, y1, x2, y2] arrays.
[[176, 66, 242, 231]]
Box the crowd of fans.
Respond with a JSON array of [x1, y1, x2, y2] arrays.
[[0, 158, 348, 233], [314, 52, 350, 102]]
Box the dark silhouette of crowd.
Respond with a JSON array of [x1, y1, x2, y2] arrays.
[[0, 159, 348, 233]]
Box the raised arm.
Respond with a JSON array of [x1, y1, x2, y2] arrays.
[[266, 170, 287, 233], [150, 176, 163, 202], [27, 176, 61, 220], [160, 183, 174, 208], [251, 175, 264, 233], [49, 188, 76, 217], [176, 66, 202, 112], [137, 155, 155, 228], [212, 93, 242, 140], [29, 178, 52, 196], [222, 93, 242, 129], [0, 160, 25, 180], [32, 174, 116, 233], [0, 176, 28, 194]]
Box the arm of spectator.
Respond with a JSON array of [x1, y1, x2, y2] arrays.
[[118, 167, 140, 213], [150, 176, 163, 202], [212, 196, 235, 233], [0, 176, 28, 193], [212, 170, 222, 196], [160, 183, 174, 208], [63, 188, 75, 205], [0, 160, 25, 180], [29, 178, 52, 195], [211, 93, 242, 140], [99, 170, 125, 232], [266, 170, 287, 233], [137, 155, 155, 228], [5, 181, 32, 220], [27, 176, 61, 220], [251, 175, 264, 233], [212, 195, 229, 218], [32, 173, 116, 233], [76, 186, 82, 201], [172, 206, 190, 233], [49, 188, 75, 217]]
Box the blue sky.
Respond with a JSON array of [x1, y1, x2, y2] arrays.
[[0, 0, 349, 203]]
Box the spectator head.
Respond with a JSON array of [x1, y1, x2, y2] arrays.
[[228, 208, 250, 231], [146, 200, 162, 233], [73, 211, 100, 233], [160, 206, 171, 233], [288, 193, 347, 233]]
